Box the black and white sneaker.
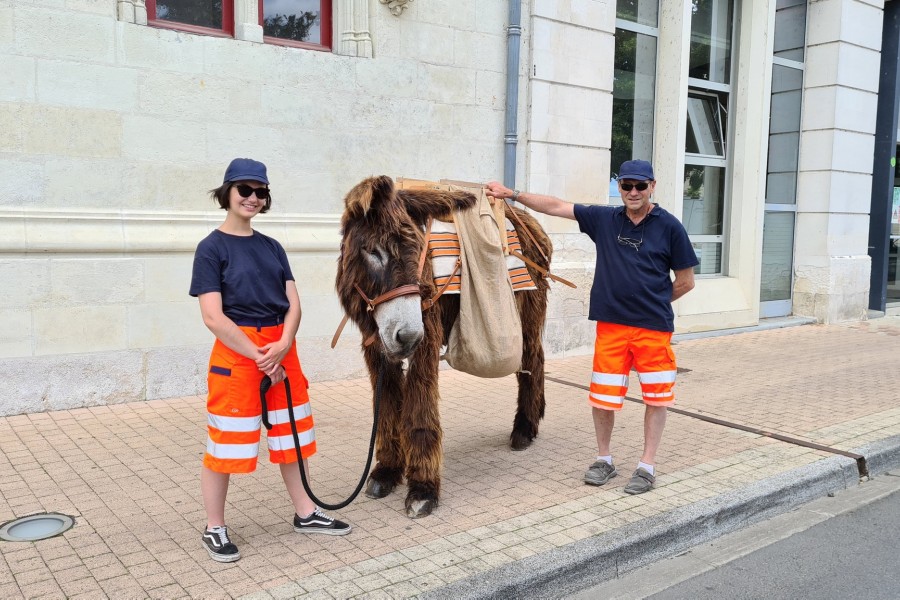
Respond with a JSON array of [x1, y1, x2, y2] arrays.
[[202, 525, 241, 562], [293, 509, 352, 536]]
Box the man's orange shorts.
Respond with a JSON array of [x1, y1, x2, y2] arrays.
[[588, 321, 677, 411], [204, 324, 317, 474]]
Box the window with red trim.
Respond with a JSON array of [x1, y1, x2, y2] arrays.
[[144, 0, 332, 51]]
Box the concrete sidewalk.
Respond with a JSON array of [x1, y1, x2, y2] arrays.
[[1, 317, 900, 599]]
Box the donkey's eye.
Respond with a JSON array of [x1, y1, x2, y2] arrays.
[[364, 248, 387, 269]]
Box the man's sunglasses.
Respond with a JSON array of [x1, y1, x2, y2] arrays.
[[235, 184, 270, 200], [620, 182, 650, 192]]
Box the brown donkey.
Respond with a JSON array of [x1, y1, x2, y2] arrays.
[[335, 176, 551, 518]]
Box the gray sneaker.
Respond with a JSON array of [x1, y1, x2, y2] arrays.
[[584, 460, 618, 486], [624, 467, 656, 494]]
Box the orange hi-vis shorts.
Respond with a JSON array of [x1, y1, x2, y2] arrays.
[[204, 323, 316, 474], [588, 321, 678, 411]]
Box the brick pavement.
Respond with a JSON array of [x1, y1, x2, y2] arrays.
[[1, 317, 899, 599]]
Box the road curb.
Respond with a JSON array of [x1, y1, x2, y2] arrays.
[[424, 455, 866, 599]]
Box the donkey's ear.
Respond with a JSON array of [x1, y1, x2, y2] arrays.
[[343, 175, 396, 220], [400, 188, 478, 224]]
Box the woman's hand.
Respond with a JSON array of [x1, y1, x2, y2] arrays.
[[267, 365, 286, 386], [256, 340, 290, 374]]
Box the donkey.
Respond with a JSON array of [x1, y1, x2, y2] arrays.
[[335, 176, 551, 518]]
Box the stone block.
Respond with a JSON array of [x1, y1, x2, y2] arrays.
[[799, 129, 873, 174], [205, 123, 282, 164], [425, 0, 477, 30], [0, 309, 32, 359], [33, 305, 127, 355], [23, 105, 123, 158], [14, 5, 115, 63], [530, 81, 611, 148], [0, 56, 36, 102], [794, 212, 871, 259], [793, 256, 871, 323], [399, 22, 455, 66], [37, 59, 137, 110], [0, 259, 51, 307], [0, 351, 144, 416], [533, 0, 614, 31], [116, 24, 204, 73], [796, 171, 872, 214], [122, 116, 205, 162], [0, 104, 24, 152], [50, 258, 143, 305], [0, 159, 45, 207], [532, 18, 613, 90], [127, 301, 208, 348], [43, 158, 126, 209], [143, 255, 195, 303], [145, 344, 209, 400], [122, 161, 220, 210], [296, 335, 367, 383], [801, 86, 877, 135], [137, 71, 231, 120], [354, 58, 418, 99], [0, 2, 13, 53], [807, 0, 883, 51], [805, 42, 880, 93], [419, 64, 477, 104], [295, 294, 345, 338], [475, 70, 507, 110], [453, 30, 505, 73]]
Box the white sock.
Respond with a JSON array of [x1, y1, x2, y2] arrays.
[[637, 461, 655, 475], [595, 455, 613, 465]]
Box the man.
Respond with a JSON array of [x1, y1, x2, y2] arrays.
[[485, 159, 698, 494]]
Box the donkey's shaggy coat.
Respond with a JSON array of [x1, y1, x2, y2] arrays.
[[336, 176, 551, 518]]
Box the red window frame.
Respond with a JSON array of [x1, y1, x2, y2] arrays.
[[259, 0, 332, 51], [145, 0, 235, 37]]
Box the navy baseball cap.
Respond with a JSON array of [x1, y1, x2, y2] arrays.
[[617, 159, 655, 181], [223, 158, 269, 184]]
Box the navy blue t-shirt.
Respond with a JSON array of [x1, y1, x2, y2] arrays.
[[573, 203, 699, 332], [189, 229, 295, 323]]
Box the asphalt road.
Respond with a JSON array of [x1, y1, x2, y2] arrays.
[[571, 472, 900, 600]]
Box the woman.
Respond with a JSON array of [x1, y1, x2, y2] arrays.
[[190, 158, 351, 563]]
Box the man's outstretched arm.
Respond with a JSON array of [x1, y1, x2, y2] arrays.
[[485, 181, 576, 220]]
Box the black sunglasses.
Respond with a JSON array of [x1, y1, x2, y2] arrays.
[[235, 184, 270, 200], [620, 182, 650, 192]]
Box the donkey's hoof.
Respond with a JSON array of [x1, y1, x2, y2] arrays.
[[365, 478, 396, 499], [510, 431, 534, 451], [406, 497, 437, 518]]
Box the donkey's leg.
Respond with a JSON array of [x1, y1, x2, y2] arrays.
[[364, 347, 406, 499], [400, 319, 443, 518], [510, 288, 548, 450]]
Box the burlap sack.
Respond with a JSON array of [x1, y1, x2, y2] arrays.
[[444, 186, 523, 377]]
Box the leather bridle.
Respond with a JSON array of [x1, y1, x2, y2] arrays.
[[331, 217, 460, 349]]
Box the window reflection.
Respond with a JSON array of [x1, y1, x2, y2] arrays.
[[766, 65, 803, 204], [264, 0, 321, 43], [692, 242, 722, 275], [611, 28, 657, 181], [616, 0, 659, 27], [774, 0, 806, 61], [686, 90, 727, 156], [683, 165, 724, 236], [689, 0, 733, 83], [155, 0, 222, 28]]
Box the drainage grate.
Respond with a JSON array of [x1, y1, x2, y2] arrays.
[[0, 513, 75, 542]]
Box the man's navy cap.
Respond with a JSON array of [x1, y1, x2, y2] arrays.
[[617, 159, 655, 181], [223, 158, 269, 185]]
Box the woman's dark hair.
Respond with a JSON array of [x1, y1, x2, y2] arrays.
[[208, 182, 272, 214]]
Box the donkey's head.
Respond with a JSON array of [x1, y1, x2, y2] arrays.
[[336, 176, 477, 359]]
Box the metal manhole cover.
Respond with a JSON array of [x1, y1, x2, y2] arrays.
[[0, 513, 75, 542]]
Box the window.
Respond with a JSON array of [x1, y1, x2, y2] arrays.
[[611, 0, 659, 201], [685, 0, 734, 275], [145, 0, 333, 50]]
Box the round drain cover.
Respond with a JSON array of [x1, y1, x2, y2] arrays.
[[0, 513, 75, 542]]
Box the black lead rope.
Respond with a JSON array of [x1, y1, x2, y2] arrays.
[[259, 359, 383, 510]]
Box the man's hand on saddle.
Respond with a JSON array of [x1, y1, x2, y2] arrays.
[[485, 181, 514, 201]]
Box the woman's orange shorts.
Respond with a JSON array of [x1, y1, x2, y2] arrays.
[[203, 324, 316, 474], [588, 321, 678, 411]]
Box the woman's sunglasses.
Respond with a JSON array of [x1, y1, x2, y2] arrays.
[[235, 184, 270, 200], [620, 182, 650, 192]]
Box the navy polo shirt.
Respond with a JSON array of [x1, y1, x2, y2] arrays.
[[189, 229, 295, 322], [573, 203, 699, 332]]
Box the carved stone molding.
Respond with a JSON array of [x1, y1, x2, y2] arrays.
[[380, 0, 413, 16], [117, 0, 147, 25]]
